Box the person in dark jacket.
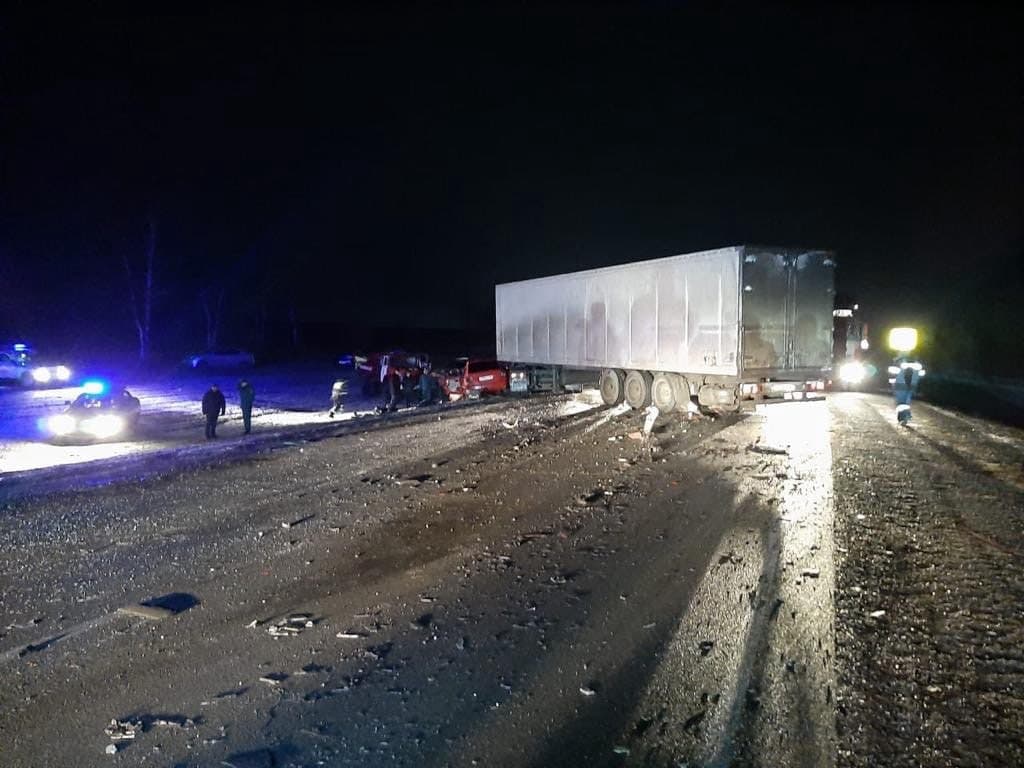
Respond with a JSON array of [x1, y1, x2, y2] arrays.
[[238, 379, 255, 434], [202, 384, 226, 439]]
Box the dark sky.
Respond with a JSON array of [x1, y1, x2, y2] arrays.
[[2, 2, 1022, 368]]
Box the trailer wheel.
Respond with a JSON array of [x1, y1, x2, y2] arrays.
[[599, 369, 625, 406], [651, 373, 677, 412], [624, 370, 653, 409], [669, 374, 691, 412]]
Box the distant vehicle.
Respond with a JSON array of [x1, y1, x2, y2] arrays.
[[47, 383, 141, 442], [0, 342, 73, 388], [441, 358, 509, 400], [832, 302, 875, 390], [183, 348, 255, 369]]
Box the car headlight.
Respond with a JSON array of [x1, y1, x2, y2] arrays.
[[55, 366, 71, 381], [80, 414, 125, 438], [839, 361, 866, 385], [32, 367, 52, 383], [48, 414, 77, 436]]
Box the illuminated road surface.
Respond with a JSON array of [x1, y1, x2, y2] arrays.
[[1, 393, 1022, 767]]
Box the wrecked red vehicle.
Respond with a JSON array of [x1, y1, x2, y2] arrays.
[[355, 351, 430, 396], [441, 358, 509, 400]]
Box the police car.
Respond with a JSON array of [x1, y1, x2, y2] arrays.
[[47, 381, 141, 442], [0, 343, 73, 388]]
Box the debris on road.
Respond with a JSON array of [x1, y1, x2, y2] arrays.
[[642, 405, 659, 436], [802, 568, 821, 578], [117, 603, 176, 621], [698, 640, 715, 656], [411, 612, 433, 629], [748, 442, 789, 455], [104, 717, 142, 742], [579, 685, 598, 697], [267, 613, 315, 637], [576, 489, 606, 506]]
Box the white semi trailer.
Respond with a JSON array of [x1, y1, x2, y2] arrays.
[[495, 245, 835, 411]]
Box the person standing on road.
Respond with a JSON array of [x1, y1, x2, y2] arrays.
[[891, 356, 924, 425], [328, 378, 347, 417], [202, 384, 226, 439], [238, 379, 255, 434]]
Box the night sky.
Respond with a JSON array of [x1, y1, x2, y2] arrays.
[[2, 3, 1022, 372]]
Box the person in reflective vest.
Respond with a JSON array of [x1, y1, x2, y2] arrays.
[[889, 356, 925, 425]]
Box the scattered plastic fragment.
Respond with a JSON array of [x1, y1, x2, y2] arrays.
[[105, 718, 142, 742], [267, 614, 315, 637]]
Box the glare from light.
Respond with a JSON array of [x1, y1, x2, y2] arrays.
[[860, 339, 869, 350], [80, 414, 125, 439], [32, 367, 52, 383], [55, 365, 72, 381], [82, 380, 106, 395], [839, 361, 866, 384], [13, 343, 27, 351], [888, 327, 918, 352], [48, 413, 77, 436]]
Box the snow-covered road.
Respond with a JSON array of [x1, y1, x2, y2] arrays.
[[0, 366, 382, 476]]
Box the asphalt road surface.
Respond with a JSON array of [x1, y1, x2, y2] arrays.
[[1, 391, 1022, 767]]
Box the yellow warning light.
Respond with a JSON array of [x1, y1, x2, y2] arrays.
[[888, 327, 918, 352]]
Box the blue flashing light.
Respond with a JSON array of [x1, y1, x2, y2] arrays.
[[82, 380, 107, 395], [13, 343, 27, 351]]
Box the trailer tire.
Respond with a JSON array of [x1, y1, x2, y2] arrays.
[[599, 369, 625, 406], [624, 370, 653, 409], [670, 374, 691, 412], [651, 373, 677, 412]]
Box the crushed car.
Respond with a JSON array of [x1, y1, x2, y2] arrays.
[[355, 350, 430, 397], [441, 358, 509, 401]]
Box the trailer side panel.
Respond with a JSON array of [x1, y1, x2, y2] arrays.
[[496, 247, 741, 376]]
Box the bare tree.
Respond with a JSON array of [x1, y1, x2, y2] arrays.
[[200, 284, 226, 350], [288, 303, 301, 349], [123, 215, 157, 363]]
